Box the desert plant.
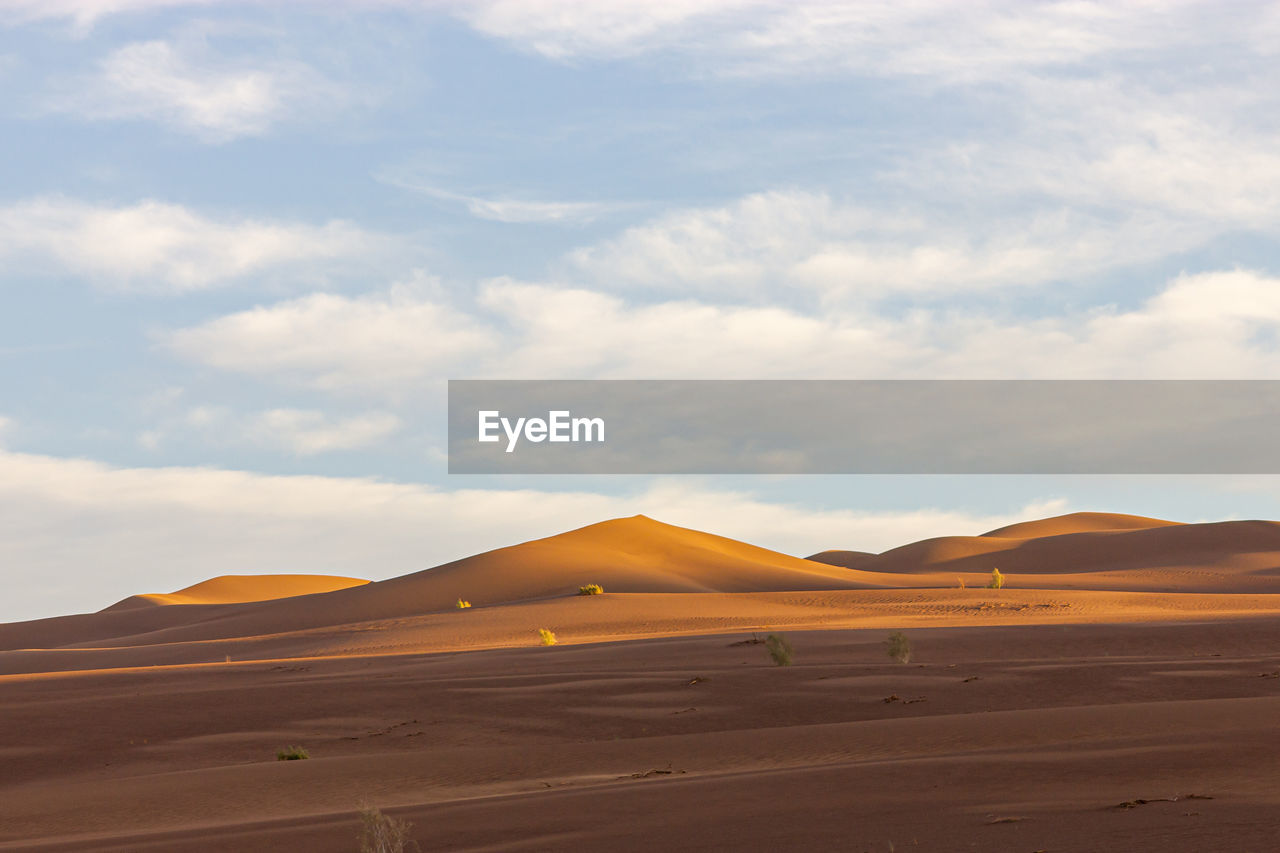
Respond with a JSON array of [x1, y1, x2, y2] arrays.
[[358, 805, 417, 853], [578, 584, 604, 595], [538, 628, 557, 646], [455, 598, 471, 609], [957, 575, 966, 589], [886, 631, 912, 664], [764, 633, 793, 666], [987, 568, 1005, 589], [276, 745, 309, 761]]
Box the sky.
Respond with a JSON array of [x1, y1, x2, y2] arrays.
[[4, 0, 1280, 621]]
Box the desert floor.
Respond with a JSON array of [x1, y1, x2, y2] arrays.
[[3, 514, 1280, 851]]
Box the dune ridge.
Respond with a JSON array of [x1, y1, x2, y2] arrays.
[[4, 511, 1280, 667]]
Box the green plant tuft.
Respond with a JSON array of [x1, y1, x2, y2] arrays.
[[764, 633, 793, 666], [538, 628, 557, 646], [886, 631, 912, 664], [276, 745, 309, 761], [455, 598, 471, 609], [577, 584, 604, 595], [987, 568, 1005, 589]]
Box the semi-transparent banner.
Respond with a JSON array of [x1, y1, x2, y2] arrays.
[[448, 380, 1280, 474]]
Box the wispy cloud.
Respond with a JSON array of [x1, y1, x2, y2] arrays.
[[563, 190, 1191, 304], [456, 1, 1267, 81], [0, 196, 382, 292], [380, 178, 621, 225], [46, 38, 344, 140], [139, 405, 403, 455], [1, 0, 215, 31]]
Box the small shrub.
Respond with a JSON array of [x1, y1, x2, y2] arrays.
[[886, 631, 912, 664], [957, 576, 966, 589], [764, 633, 793, 666], [455, 598, 471, 609], [276, 745, 309, 761], [578, 584, 604, 596], [358, 805, 417, 853], [538, 628, 557, 646], [987, 568, 1005, 589]]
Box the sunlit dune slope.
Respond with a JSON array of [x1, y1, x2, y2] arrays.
[[103, 574, 370, 611]]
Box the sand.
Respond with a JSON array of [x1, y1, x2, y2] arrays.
[[3, 512, 1280, 851]]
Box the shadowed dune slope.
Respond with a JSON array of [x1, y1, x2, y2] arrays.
[[103, 574, 370, 611]]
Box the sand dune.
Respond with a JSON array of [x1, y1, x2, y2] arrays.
[[8, 512, 1280, 661], [104, 574, 370, 611], [6, 510, 1280, 850]]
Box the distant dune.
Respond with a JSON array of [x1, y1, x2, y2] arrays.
[[979, 511, 1182, 538], [817, 512, 1280, 591], [103, 574, 370, 611]]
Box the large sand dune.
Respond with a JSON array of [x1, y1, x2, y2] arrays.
[[5, 510, 1280, 851]]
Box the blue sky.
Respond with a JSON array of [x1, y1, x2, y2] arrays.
[[4, 1, 1280, 621]]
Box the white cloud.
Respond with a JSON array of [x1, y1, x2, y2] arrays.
[[165, 268, 1280, 387], [49, 38, 344, 140], [165, 280, 497, 390], [0, 447, 1066, 621], [0, 196, 380, 292]]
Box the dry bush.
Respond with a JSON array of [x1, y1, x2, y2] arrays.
[[988, 568, 1005, 589], [358, 806, 417, 853], [538, 628, 557, 646], [578, 584, 604, 595], [276, 745, 309, 761], [455, 598, 471, 609]]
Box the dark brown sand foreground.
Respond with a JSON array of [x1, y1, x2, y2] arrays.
[[3, 513, 1280, 851]]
